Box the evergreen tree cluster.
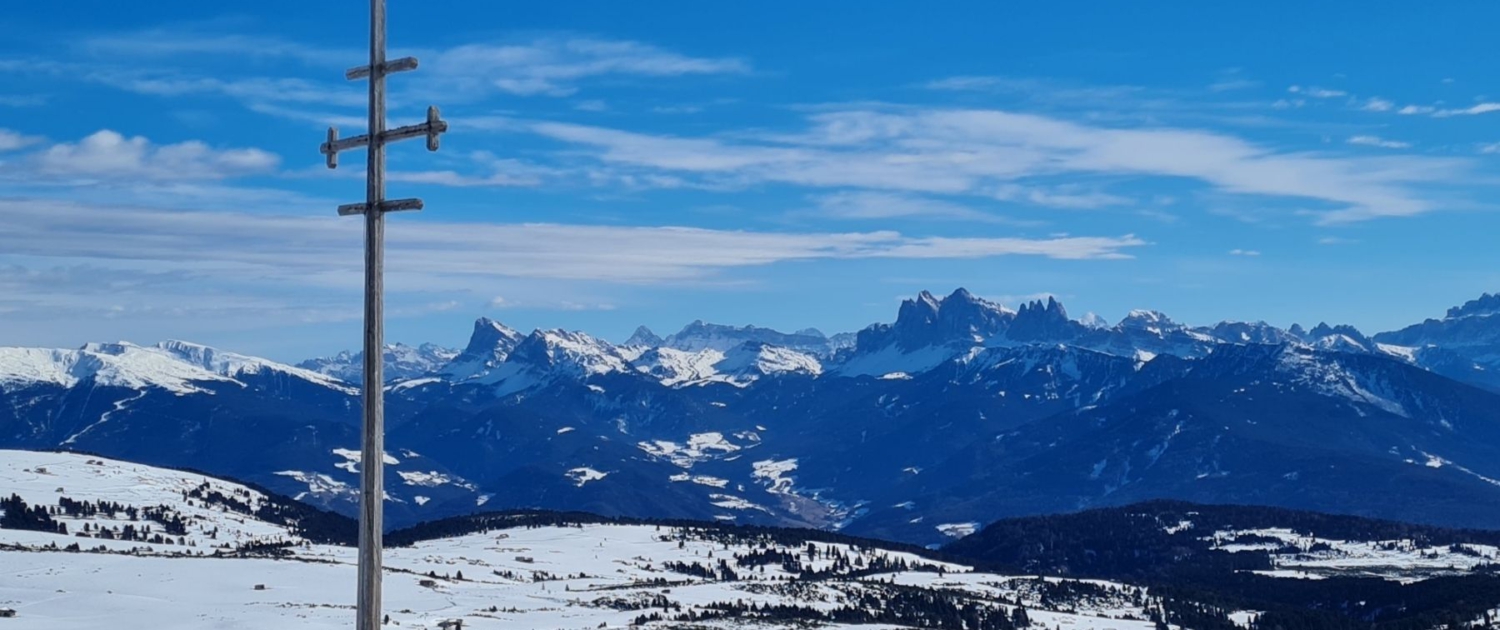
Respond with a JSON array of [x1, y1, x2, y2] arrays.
[[1, 493, 66, 534], [945, 501, 1500, 630], [630, 585, 1027, 630]]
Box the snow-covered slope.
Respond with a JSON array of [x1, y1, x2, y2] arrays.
[[0, 453, 1180, 630], [1205, 526, 1500, 583], [629, 343, 821, 386], [0, 341, 350, 395], [0, 450, 308, 550]]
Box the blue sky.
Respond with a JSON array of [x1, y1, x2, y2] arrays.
[[3, 1, 1499, 361]]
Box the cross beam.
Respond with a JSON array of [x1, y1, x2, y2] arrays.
[[316, 2, 449, 630], [321, 106, 448, 169]]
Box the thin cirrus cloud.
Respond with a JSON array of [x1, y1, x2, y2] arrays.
[[77, 30, 346, 65], [526, 107, 1462, 224], [0, 199, 1148, 290], [808, 191, 1037, 225], [1388, 102, 1500, 118], [1288, 85, 1346, 99], [1347, 135, 1412, 149], [424, 38, 750, 98], [57, 30, 749, 122]]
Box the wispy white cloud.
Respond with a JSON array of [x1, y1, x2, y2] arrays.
[[1479, 142, 1500, 155], [1432, 102, 1500, 118], [1387, 101, 1500, 118], [652, 105, 704, 114], [808, 191, 1027, 223], [0, 94, 48, 107], [1347, 135, 1411, 149], [1208, 79, 1260, 92], [96, 75, 364, 108], [1360, 97, 1394, 112], [1288, 85, 1347, 99], [19, 130, 279, 182], [1228, 248, 1261, 256], [1317, 236, 1357, 245], [77, 30, 347, 65], [0, 199, 1147, 291], [45, 31, 748, 124], [0, 128, 43, 152], [990, 184, 1127, 209], [527, 107, 1462, 223], [425, 38, 749, 98], [490, 296, 617, 311], [925, 76, 1013, 91]]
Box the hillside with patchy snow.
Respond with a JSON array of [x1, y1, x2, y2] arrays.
[[0, 452, 1198, 630]]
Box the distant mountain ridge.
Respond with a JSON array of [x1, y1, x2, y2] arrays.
[[6, 289, 1500, 546]]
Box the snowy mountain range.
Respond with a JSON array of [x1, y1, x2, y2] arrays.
[[6, 289, 1500, 546]]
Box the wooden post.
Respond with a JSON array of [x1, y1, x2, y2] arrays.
[[355, 0, 386, 628], [316, 1, 447, 628]]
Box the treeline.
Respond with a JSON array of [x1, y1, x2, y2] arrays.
[[30, 449, 358, 545], [945, 500, 1500, 630], [383, 508, 951, 564], [2, 494, 192, 544], [180, 481, 354, 545], [1, 494, 67, 534], [631, 584, 1035, 630], [948, 500, 1500, 580]]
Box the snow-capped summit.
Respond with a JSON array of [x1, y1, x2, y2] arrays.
[[1302, 322, 1375, 351], [629, 346, 723, 386], [624, 325, 664, 347], [1445, 292, 1500, 320], [1078, 312, 1110, 329], [507, 329, 632, 380], [712, 342, 822, 384], [440, 317, 523, 381], [1207, 320, 1298, 345], [864, 288, 1014, 353], [0, 341, 352, 395], [157, 340, 350, 390], [1375, 292, 1500, 390], [1006, 297, 1085, 342], [1073, 307, 1217, 360], [298, 342, 458, 384], [1118, 309, 1173, 330], [0, 343, 228, 394], [629, 341, 823, 387], [662, 320, 832, 355]]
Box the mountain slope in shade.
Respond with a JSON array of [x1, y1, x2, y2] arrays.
[[848, 343, 1500, 546], [439, 317, 523, 381], [1375, 292, 1500, 391]]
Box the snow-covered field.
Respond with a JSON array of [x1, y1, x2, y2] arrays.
[[0, 451, 1184, 630], [1207, 527, 1500, 583]]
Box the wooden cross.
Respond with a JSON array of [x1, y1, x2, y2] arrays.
[[316, 2, 447, 629]]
